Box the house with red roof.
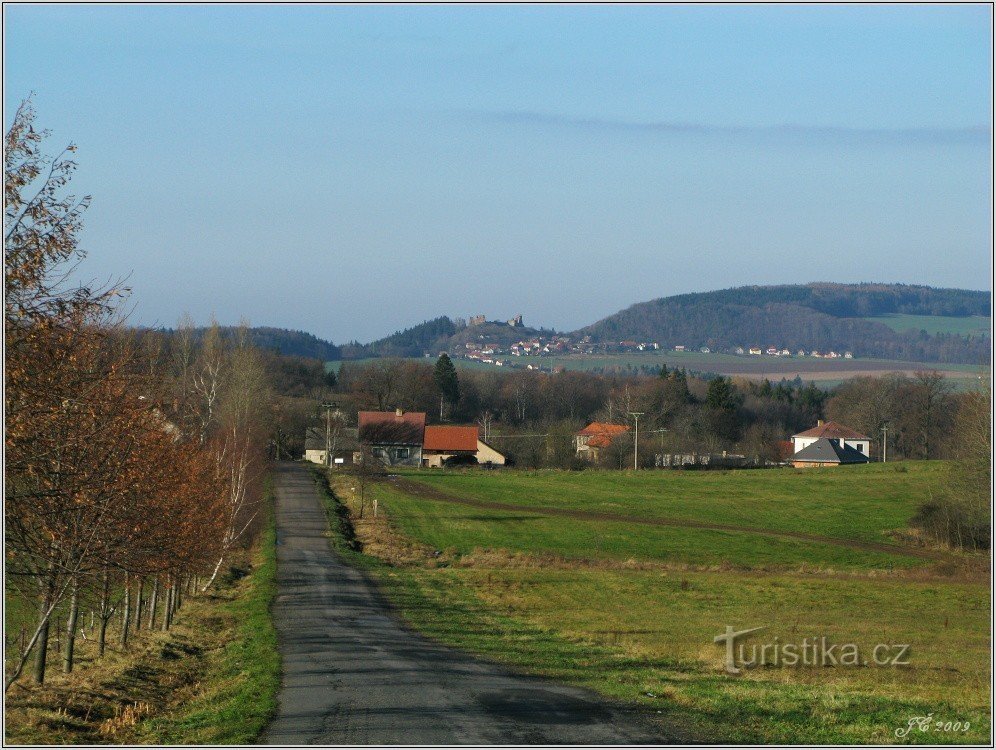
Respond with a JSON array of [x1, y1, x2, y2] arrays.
[[422, 425, 506, 468], [791, 420, 871, 460], [575, 422, 631, 462]]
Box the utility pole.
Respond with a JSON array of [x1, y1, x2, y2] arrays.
[[628, 412, 644, 470], [320, 401, 335, 469], [881, 425, 888, 463]]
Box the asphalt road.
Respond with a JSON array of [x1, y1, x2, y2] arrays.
[[261, 462, 668, 745]]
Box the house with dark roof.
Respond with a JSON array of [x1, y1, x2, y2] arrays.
[[791, 437, 870, 468], [358, 409, 426, 466], [792, 420, 871, 457], [575, 422, 630, 462], [304, 427, 360, 466]]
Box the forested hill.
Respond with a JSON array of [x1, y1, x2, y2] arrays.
[[145, 326, 342, 360], [577, 284, 991, 363], [341, 316, 553, 358]]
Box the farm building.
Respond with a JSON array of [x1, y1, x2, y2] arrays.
[[303, 427, 360, 466], [422, 425, 479, 467], [575, 422, 630, 461], [422, 425, 507, 467]]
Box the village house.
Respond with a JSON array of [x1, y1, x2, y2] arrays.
[[791, 420, 871, 458], [422, 425, 506, 467], [575, 422, 631, 461], [303, 426, 360, 466], [790, 438, 870, 468], [358, 409, 426, 466]]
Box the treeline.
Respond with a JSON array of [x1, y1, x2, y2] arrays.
[[659, 283, 989, 318], [4, 102, 272, 689], [578, 283, 990, 364], [340, 316, 457, 359], [285, 357, 976, 467], [144, 323, 341, 361]]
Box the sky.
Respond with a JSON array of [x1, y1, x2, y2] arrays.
[[3, 4, 993, 343]]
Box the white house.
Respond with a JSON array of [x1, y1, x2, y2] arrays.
[[791, 420, 871, 457]]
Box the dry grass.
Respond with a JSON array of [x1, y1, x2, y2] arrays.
[[4, 599, 219, 744]]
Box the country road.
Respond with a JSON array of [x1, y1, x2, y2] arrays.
[[261, 462, 668, 745]]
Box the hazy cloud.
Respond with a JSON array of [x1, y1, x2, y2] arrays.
[[473, 110, 990, 145]]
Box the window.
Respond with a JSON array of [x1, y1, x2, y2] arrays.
[[394, 447, 410, 460]]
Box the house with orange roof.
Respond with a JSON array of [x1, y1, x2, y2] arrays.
[[575, 422, 631, 461], [422, 425, 506, 468]]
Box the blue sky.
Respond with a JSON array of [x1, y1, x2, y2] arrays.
[[4, 4, 992, 342]]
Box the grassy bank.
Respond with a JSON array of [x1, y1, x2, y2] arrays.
[[321, 467, 990, 744], [4, 480, 280, 745]]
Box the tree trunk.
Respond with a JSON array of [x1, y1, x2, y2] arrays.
[[161, 576, 172, 631], [97, 569, 110, 657], [63, 582, 80, 674], [201, 555, 225, 592], [148, 576, 159, 630], [134, 578, 144, 631], [120, 573, 131, 648], [32, 608, 50, 685]]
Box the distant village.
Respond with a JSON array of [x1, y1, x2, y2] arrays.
[[305, 409, 872, 471], [452, 314, 854, 370]]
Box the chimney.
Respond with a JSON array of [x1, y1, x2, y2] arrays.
[[395, 408, 403, 417], [817, 419, 824, 427]]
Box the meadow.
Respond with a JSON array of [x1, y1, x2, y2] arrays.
[[864, 314, 991, 338], [328, 463, 991, 744], [328, 352, 983, 386]]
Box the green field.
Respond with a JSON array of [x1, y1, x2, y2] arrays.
[[328, 464, 991, 744], [865, 314, 991, 337], [327, 353, 985, 386]]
